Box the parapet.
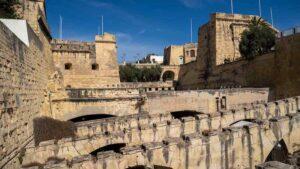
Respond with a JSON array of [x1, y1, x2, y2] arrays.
[[51, 39, 95, 53], [213, 12, 257, 21], [95, 33, 116, 43]]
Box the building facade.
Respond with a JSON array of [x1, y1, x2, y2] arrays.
[[163, 43, 197, 65]]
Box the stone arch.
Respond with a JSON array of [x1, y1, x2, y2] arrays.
[[68, 114, 116, 123], [162, 71, 175, 81], [170, 110, 202, 119], [90, 143, 126, 157], [265, 139, 289, 163]]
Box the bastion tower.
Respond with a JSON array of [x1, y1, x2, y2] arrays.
[[95, 33, 120, 85], [51, 33, 120, 88]]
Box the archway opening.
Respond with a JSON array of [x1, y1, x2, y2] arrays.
[[171, 110, 201, 119], [90, 143, 126, 157], [126, 166, 172, 169], [69, 114, 116, 123], [266, 139, 289, 163], [162, 71, 175, 81], [154, 166, 173, 169]]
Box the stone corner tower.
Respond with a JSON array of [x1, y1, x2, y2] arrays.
[[95, 33, 120, 85]]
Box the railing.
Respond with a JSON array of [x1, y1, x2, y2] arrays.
[[277, 26, 300, 37]]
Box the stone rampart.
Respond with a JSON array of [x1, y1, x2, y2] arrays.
[[23, 97, 300, 169], [21, 97, 300, 166], [143, 88, 269, 114], [49, 88, 269, 121]]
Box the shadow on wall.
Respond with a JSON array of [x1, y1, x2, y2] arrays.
[[33, 117, 75, 146]]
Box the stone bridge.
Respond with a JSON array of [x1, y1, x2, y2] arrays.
[[22, 97, 300, 169], [49, 88, 269, 121]]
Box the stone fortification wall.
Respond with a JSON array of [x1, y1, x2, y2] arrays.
[[51, 33, 120, 88], [39, 113, 300, 169], [22, 96, 300, 168], [179, 33, 300, 101], [49, 88, 268, 121], [49, 88, 142, 120], [0, 20, 51, 168], [143, 88, 269, 115]]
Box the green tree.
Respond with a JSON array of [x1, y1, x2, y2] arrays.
[[239, 17, 276, 60], [0, 0, 20, 19], [119, 64, 162, 82]]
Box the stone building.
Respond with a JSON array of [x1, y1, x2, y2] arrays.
[[52, 33, 120, 88], [138, 54, 164, 64], [163, 43, 197, 65]]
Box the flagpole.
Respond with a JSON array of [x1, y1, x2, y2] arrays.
[[59, 15, 63, 39], [190, 18, 193, 43], [259, 0, 262, 17], [101, 15, 104, 35], [231, 0, 234, 14], [270, 7, 274, 27]]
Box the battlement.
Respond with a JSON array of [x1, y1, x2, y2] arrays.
[[95, 33, 116, 43], [51, 39, 95, 53], [213, 12, 257, 21]]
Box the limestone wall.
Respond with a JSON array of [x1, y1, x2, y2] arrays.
[[49, 88, 268, 121], [49, 88, 142, 120], [143, 88, 269, 114], [0, 20, 51, 168]]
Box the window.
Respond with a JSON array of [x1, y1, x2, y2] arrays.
[[191, 50, 195, 57], [179, 56, 184, 65], [221, 96, 227, 109], [186, 51, 190, 56], [64, 63, 72, 70], [91, 63, 99, 70], [216, 97, 220, 111]]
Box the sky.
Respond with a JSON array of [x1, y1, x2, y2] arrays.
[[46, 0, 300, 62]]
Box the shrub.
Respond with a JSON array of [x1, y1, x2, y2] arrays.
[[119, 64, 162, 82], [239, 17, 276, 60], [33, 117, 75, 146], [0, 0, 20, 19]]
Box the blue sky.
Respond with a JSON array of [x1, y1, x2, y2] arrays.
[[46, 0, 300, 62]]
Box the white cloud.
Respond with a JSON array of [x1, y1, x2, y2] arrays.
[[82, 0, 145, 26], [138, 29, 146, 34], [179, 0, 202, 8], [178, 0, 224, 9]]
